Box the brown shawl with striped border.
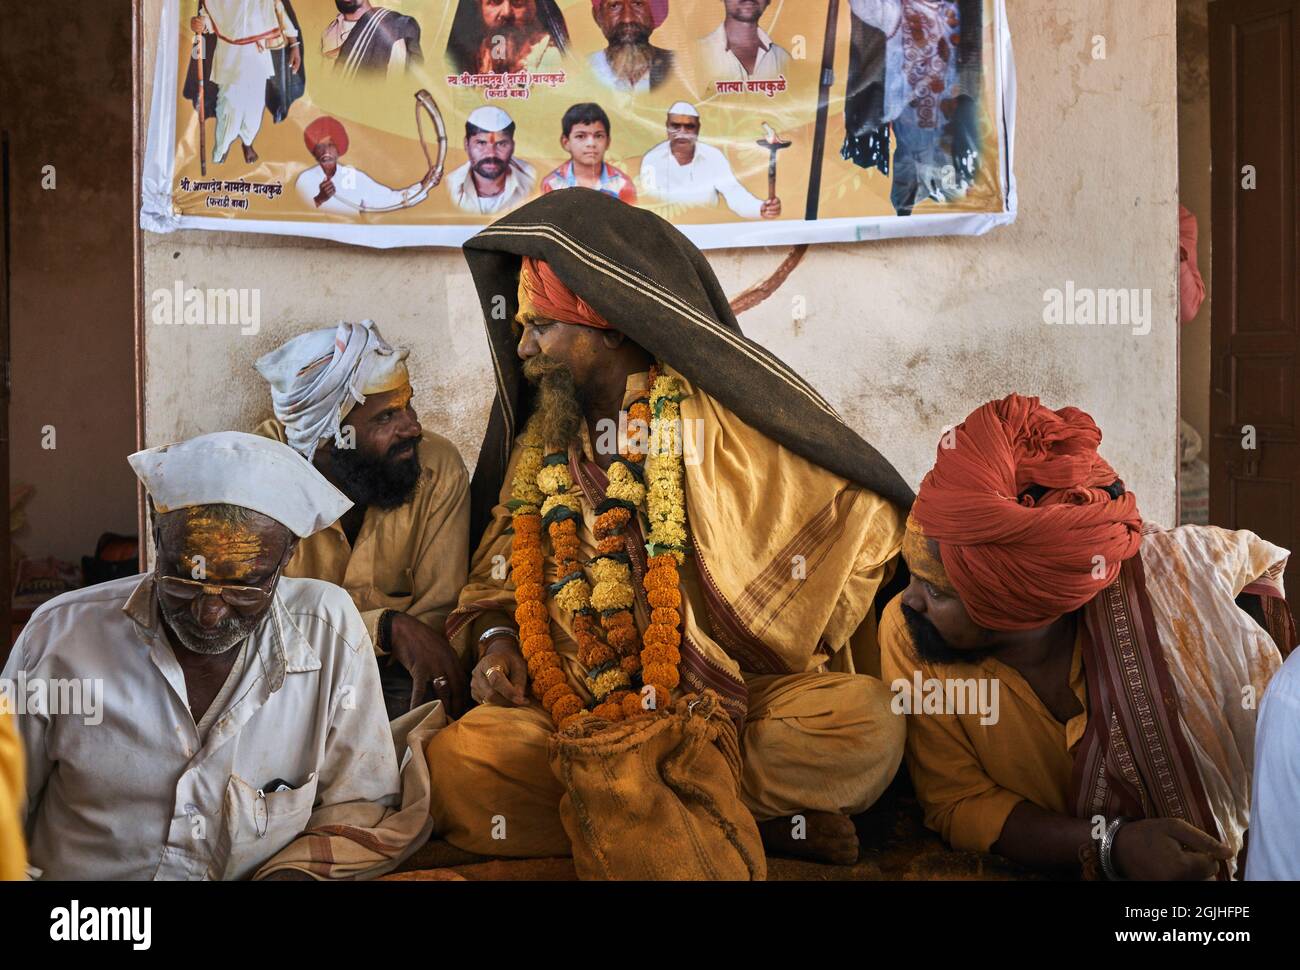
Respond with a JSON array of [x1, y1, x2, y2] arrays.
[[1071, 525, 1290, 879]]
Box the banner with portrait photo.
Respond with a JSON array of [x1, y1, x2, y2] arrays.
[[142, 0, 1017, 249]]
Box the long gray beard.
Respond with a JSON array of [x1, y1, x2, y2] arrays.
[[523, 354, 584, 450]]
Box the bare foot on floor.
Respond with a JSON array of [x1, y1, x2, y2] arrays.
[[759, 810, 859, 866], [242, 142, 259, 164]]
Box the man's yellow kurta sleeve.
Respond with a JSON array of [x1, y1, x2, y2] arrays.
[[879, 598, 1024, 853], [0, 712, 28, 880]]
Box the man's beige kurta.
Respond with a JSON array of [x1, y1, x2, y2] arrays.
[[427, 371, 907, 856], [255, 420, 470, 649], [3, 573, 412, 880]]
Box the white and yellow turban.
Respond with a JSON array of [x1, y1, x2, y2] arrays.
[[254, 320, 410, 461]]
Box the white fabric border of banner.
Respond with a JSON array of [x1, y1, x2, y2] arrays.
[[142, 0, 1017, 251]]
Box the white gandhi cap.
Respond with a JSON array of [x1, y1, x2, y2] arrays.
[[129, 431, 353, 539], [467, 105, 515, 132], [666, 101, 700, 118]]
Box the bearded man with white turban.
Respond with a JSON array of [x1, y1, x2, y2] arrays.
[[255, 320, 470, 722], [2, 433, 440, 880], [881, 394, 1294, 881]]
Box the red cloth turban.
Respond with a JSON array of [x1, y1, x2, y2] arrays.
[[304, 116, 349, 156], [910, 394, 1143, 630], [518, 257, 611, 330], [592, 0, 668, 30]]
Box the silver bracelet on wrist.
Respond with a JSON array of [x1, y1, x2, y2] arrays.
[[478, 625, 519, 651], [1100, 816, 1131, 881]]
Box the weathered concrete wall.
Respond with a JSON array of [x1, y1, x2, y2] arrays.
[[141, 0, 1182, 526], [1, 0, 138, 562]]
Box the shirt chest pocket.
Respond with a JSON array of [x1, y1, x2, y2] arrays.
[[216, 772, 319, 879]]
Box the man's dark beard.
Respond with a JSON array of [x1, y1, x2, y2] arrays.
[[327, 438, 422, 510], [472, 157, 509, 180], [901, 602, 999, 666], [523, 354, 585, 449], [335, 0, 362, 14]]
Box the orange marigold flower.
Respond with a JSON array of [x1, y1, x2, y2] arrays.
[[620, 654, 643, 675], [513, 566, 543, 587], [551, 694, 584, 722], [517, 618, 550, 641], [516, 601, 548, 624], [596, 536, 624, 556], [585, 644, 616, 668], [602, 610, 635, 631], [514, 582, 544, 603], [591, 700, 623, 721], [528, 651, 561, 677], [647, 588, 682, 610], [520, 633, 551, 658], [514, 515, 542, 534], [543, 682, 574, 710], [606, 626, 639, 652], [622, 691, 646, 718], [640, 642, 679, 666], [648, 553, 679, 572], [651, 607, 679, 626], [643, 663, 681, 690], [549, 517, 577, 537], [531, 666, 567, 695], [643, 626, 681, 648]]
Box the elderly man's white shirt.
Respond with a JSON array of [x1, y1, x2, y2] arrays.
[[638, 140, 764, 218], [4, 573, 399, 880]]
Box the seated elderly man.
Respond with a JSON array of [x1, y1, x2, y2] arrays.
[[427, 189, 913, 866], [2, 432, 434, 880], [880, 394, 1292, 881], [256, 321, 470, 721]]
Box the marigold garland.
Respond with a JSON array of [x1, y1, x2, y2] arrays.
[[505, 367, 693, 729]]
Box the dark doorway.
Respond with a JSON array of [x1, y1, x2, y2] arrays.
[[1210, 0, 1300, 620]]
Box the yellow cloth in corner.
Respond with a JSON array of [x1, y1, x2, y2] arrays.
[[0, 712, 27, 880]]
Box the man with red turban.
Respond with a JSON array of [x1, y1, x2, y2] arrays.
[[294, 116, 434, 215], [425, 189, 914, 870], [881, 394, 1293, 880]]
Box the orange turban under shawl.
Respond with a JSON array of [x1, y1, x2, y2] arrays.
[[518, 256, 611, 330], [910, 394, 1143, 631]]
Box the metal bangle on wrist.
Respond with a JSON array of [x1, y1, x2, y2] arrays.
[[476, 625, 519, 660], [1100, 816, 1131, 881]]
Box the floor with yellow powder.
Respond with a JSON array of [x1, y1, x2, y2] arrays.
[[386, 778, 1045, 882]]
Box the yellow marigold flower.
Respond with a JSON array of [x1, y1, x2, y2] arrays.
[[553, 577, 592, 613], [537, 463, 572, 497], [590, 666, 631, 699], [588, 557, 630, 586], [590, 580, 635, 612], [511, 446, 545, 506], [540, 493, 580, 518]]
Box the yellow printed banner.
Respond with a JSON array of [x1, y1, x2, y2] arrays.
[[142, 0, 1016, 248]]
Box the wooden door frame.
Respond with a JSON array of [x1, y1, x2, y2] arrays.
[[133, 0, 148, 570]]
